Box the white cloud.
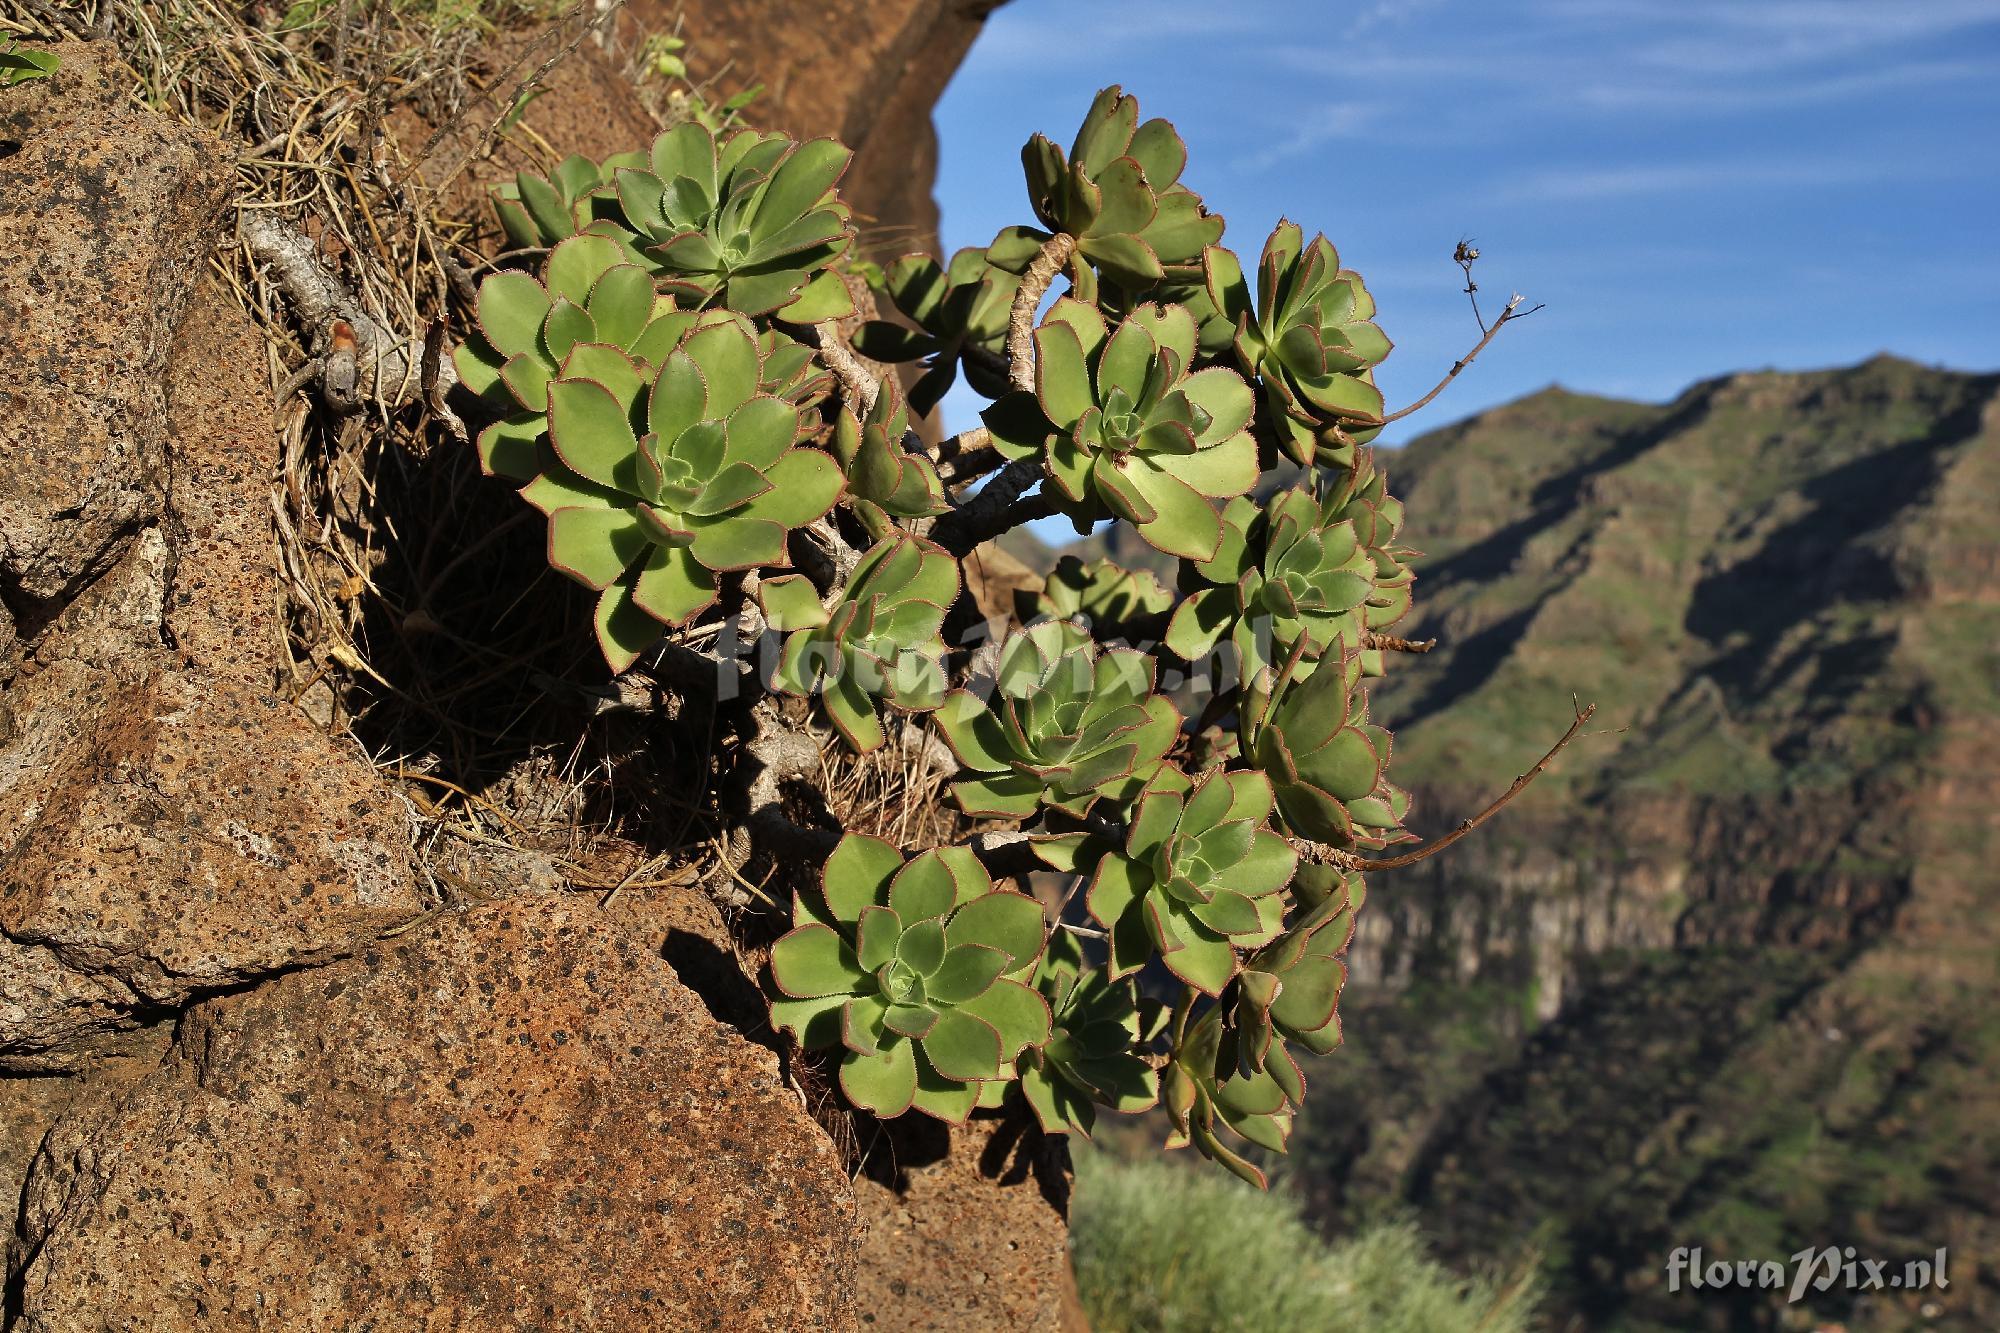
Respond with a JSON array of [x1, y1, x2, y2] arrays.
[[1495, 157, 1930, 203], [1531, 0, 2000, 74], [1572, 58, 1989, 112], [1234, 103, 1377, 173]]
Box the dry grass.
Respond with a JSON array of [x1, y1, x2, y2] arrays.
[[818, 731, 964, 848], [0, 0, 772, 888]]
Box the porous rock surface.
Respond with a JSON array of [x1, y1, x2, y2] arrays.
[[853, 1115, 1085, 1332], [0, 41, 221, 609], [0, 18, 1064, 1329], [0, 45, 423, 1070], [13, 895, 857, 1330]]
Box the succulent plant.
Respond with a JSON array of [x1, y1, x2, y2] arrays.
[[1249, 651, 1414, 850], [1015, 930, 1162, 1137], [1322, 453, 1418, 672], [1166, 486, 1374, 677], [1014, 554, 1172, 638], [1217, 882, 1358, 1087], [1020, 85, 1223, 290], [850, 228, 1044, 416], [522, 312, 844, 670], [766, 834, 1052, 1121], [758, 326, 835, 409], [1164, 1007, 1295, 1187], [762, 532, 957, 752], [1040, 766, 1297, 994], [828, 375, 948, 538], [984, 300, 1257, 559], [1166, 455, 1416, 677], [446, 77, 1451, 1190], [603, 122, 856, 320], [933, 620, 1183, 818], [454, 234, 695, 481], [492, 151, 641, 251], [1207, 221, 1392, 469]]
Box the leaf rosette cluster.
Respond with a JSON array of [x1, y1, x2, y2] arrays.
[[442, 77, 1510, 1186], [1039, 767, 1298, 995], [1252, 653, 1414, 850], [935, 622, 1183, 818], [525, 310, 842, 669], [1207, 221, 1393, 469], [1019, 84, 1223, 291], [763, 533, 957, 752], [768, 835, 1052, 1121], [986, 300, 1258, 560], [600, 122, 857, 321]]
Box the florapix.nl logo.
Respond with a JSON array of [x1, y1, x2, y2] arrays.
[[1667, 1246, 1949, 1306]]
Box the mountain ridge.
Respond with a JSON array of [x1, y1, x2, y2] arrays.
[[1286, 353, 2000, 1332], [1028, 354, 1996, 1327]]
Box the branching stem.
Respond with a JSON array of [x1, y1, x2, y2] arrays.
[[1006, 232, 1077, 393], [811, 320, 879, 417], [937, 441, 1004, 490], [1298, 699, 1596, 873], [931, 458, 1048, 555], [1361, 632, 1438, 655], [1377, 294, 1542, 426]]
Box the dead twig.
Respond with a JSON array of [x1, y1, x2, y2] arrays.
[[1300, 698, 1597, 873], [1366, 241, 1543, 427], [1377, 292, 1542, 426], [238, 209, 463, 432], [1455, 237, 1487, 333]]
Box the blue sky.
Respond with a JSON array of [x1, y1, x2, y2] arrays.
[[929, 0, 2000, 446]]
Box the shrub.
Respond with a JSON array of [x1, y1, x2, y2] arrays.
[[1069, 1153, 1540, 1333]]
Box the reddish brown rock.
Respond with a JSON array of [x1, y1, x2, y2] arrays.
[[14, 895, 858, 1330], [0, 62, 423, 1068], [962, 539, 1044, 626], [0, 43, 230, 607], [0, 276, 424, 1068], [622, 0, 1006, 259], [0, 670, 421, 1065], [0, 15, 1048, 1325], [0, 1027, 170, 1232], [0, 1073, 82, 1239], [393, 28, 670, 240], [853, 1113, 1083, 1331]]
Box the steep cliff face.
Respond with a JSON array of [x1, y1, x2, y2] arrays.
[[1296, 358, 2000, 1332], [0, 14, 1084, 1329], [0, 46, 860, 1329]]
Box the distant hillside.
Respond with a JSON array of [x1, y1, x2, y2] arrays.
[[1285, 356, 2000, 1332], [1374, 355, 1999, 797]]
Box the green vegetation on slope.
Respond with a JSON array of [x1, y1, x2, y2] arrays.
[[1069, 1151, 1538, 1333], [1373, 356, 2000, 800], [1273, 356, 2000, 1331]]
